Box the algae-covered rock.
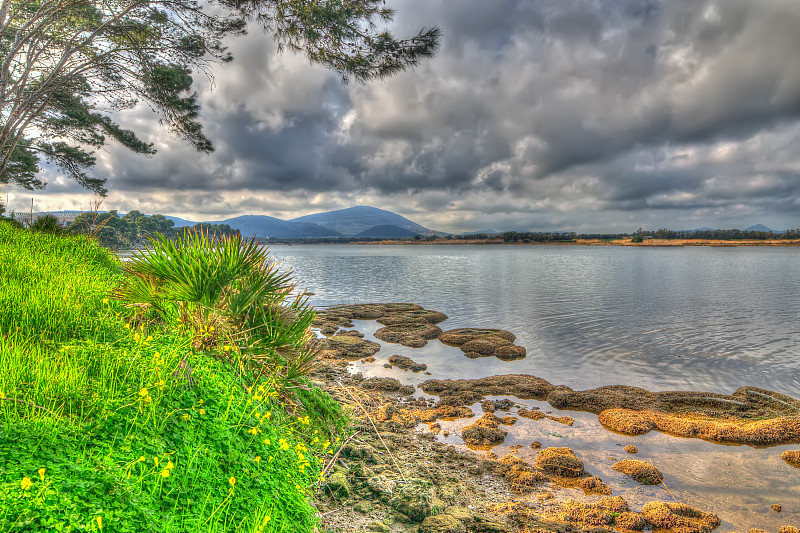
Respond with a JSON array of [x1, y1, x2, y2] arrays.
[[325, 471, 351, 498], [534, 447, 585, 477], [439, 328, 525, 360], [367, 474, 396, 499], [378, 309, 448, 326], [421, 375, 554, 406], [353, 501, 374, 513], [439, 328, 516, 346], [461, 413, 508, 446], [419, 514, 466, 533], [366, 521, 391, 533], [497, 455, 549, 488], [388, 354, 428, 372], [562, 497, 630, 527], [494, 345, 527, 361], [444, 507, 476, 525], [612, 459, 663, 485], [616, 512, 647, 531], [388, 478, 436, 521], [461, 336, 513, 355], [780, 450, 800, 468], [779, 527, 800, 533], [641, 501, 720, 533], [577, 475, 612, 495], [361, 377, 410, 393], [624, 444, 638, 454], [324, 334, 381, 359], [376, 323, 443, 348], [517, 407, 545, 420]]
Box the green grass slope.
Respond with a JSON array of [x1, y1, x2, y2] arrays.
[[0, 222, 335, 532]]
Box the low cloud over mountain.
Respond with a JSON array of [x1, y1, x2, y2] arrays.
[[13, 0, 800, 233]]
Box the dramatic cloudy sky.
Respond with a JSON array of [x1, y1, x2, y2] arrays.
[[7, 0, 800, 232]]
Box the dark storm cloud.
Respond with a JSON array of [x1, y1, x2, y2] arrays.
[[15, 0, 800, 231]]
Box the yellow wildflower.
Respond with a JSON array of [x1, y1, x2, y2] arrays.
[[145, 336, 153, 342], [154, 457, 159, 467], [137, 456, 146, 462], [198, 408, 206, 415], [263, 438, 271, 445], [197, 399, 204, 405], [182, 414, 191, 421], [166, 460, 174, 470], [102, 298, 109, 304], [96, 516, 103, 531], [38, 468, 45, 481], [253, 456, 261, 464], [0, 391, 5, 399], [229, 476, 236, 487], [20, 477, 33, 490], [160, 469, 170, 478], [139, 388, 149, 398]]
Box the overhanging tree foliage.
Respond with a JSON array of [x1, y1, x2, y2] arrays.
[[0, 0, 440, 195]]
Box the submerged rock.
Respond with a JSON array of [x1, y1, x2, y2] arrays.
[[624, 444, 639, 454], [388, 354, 428, 372]]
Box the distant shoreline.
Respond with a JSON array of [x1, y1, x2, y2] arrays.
[[352, 237, 800, 247]]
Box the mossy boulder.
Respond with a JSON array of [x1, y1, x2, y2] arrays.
[[612, 459, 663, 485], [325, 471, 351, 498], [367, 474, 396, 499], [388, 478, 436, 521], [419, 514, 466, 533], [534, 447, 585, 477]]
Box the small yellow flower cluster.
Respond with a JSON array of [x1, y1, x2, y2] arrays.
[[255, 514, 271, 533], [160, 459, 175, 479], [138, 387, 152, 403]]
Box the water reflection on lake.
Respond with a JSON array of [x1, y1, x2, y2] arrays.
[[268, 244, 800, 532]]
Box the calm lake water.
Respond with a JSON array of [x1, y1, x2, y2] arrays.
[[269, 244, 800, 532], [271, 244, 800, 397]]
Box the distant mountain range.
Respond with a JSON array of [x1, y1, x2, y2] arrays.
[[168, 206, 443, 239], [684, 224, 779, 233]]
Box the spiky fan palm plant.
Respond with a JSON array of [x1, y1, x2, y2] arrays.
[[115, 229, 318, 387]]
